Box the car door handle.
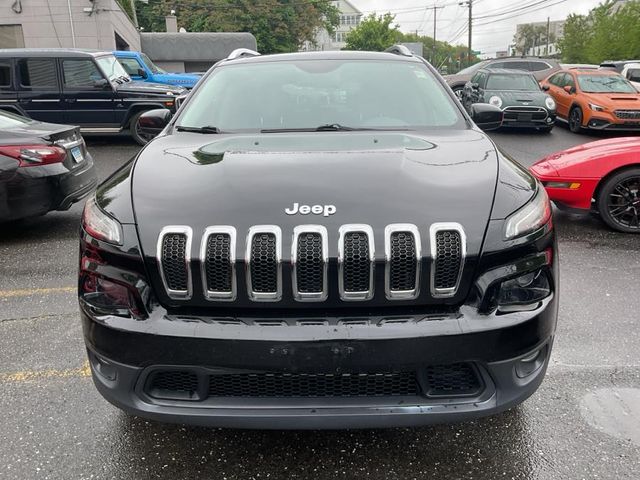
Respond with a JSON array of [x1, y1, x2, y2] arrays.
[[65, 98, 77, 103]]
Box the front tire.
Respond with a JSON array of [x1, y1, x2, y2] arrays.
[[596, 168, 640, 233], [452, 86, 464, 100], [568, 107, 583, 133], [130, 111, 155, 146]]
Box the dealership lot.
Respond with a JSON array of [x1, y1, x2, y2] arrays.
[[1, 128, 639, 479]]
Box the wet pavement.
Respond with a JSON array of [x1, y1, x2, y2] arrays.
[[0, 127, 639, 479]]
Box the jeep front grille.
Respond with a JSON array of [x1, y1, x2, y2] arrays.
[[157, 226, 192, 299], [430, 223, 466, 297], [156, 223, 466, 303]]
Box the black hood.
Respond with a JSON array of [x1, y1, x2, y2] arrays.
[[116, 80, 185, 96], [130, 130, 500, 307]]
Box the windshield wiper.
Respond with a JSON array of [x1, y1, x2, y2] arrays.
[[175, 125, 222, 134], [261, 124, 396, 133]]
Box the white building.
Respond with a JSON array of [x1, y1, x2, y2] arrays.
[[302, 0, 363, 51], [515, 19, 564, 57]]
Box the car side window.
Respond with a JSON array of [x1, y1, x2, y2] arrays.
[[549, 73, 565, 87], [476, 72, 487, 88], [18, 58, 58, 89], [0, 61, 11, 88], [118, 57, 143, 76], [470, 72, 481, 84], [529, 61, 551, 72], [564, 74, 576, 89], [62, 59, 105, 88], [489, 62, 504, 69], [505, 61, 530, 71]]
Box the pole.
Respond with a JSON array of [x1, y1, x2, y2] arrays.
[[431, 6, 444, 64], [467, 0, 472, 67], [66, 0, 76, 47], [546, 17, 550, 56], [129, 0, 139, 28]]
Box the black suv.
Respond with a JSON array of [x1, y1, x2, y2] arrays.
[[0, 49, 185, 145], [79, 47, 558, 429]]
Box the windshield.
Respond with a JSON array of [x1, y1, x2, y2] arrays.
[[456, 60, 490, 76], [96, 55, 130, 83], [0, 110, 32, 128], [577, 75, 636, 93], [177, 60, 463, 131], [486, 73, 540, 91], [141, 53, 166, 74]]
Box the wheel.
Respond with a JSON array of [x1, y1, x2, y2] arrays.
[[596, 167, 640, 233], [452, 86, 464, 100], [130, 110, 155, 146], [568, 107, 583, 133], [538, 126, 554, 133]]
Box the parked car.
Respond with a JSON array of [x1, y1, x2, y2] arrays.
[[461, 68, 556, 132], [0, 49, 185, 145], [79, 46, 557, 429], [444, 57, 560, 98], [114, 51, 201, 89], [541, 69, 640, 133], [531, 137, 640, 233], [0, 110, 96, 222], [621, 63, 640, 91], [599, 60, 640, 73], [559, 63, 599, 70]]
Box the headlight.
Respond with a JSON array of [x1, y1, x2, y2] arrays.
[[545, 97, 556, 110], [504, 187, 552, 240], [82, 197, 123, 245], [489, 96, 503, 108], [498, 269, 551, 309], [588, 103, 605, 112]]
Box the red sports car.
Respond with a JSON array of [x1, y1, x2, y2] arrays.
[[530, 137, 640, 233]]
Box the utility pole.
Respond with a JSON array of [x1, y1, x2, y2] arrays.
[[431, 5, 444, 64], [129, 0, 139, 28], [459, 0, 472, 67], [546, 17, 550, 57]]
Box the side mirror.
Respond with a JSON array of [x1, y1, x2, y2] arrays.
[[541, 84, 550, 91], [93, 78, 110, 90], [471, 103, 503, 131], [137, 69, 148, 79], [563, 85, 575, 94], [471, 83, 479, 90], [138, 109, 172, 136], [175, 93, 189, 109]]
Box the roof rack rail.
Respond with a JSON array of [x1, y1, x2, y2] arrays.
[[226, 48, 261, 61], [384, 45, 413, 57]]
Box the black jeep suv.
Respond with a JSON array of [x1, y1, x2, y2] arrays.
[[79, 47, 558, 429], [0, 49, 184, 145]]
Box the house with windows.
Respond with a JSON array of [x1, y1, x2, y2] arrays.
[[301, 0, 363, 51]]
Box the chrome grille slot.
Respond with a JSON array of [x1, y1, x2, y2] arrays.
[[246, 226, 282, 302], [157, 226, 192, 299], [385, 224, 421, 300], [430, 223, 466, 298], [201, 226, 236, 301], [615, 109, 640, 120], [292, 225, 328, 302], [338, 224, 375, 301]]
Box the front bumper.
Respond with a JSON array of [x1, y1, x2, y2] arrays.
[[81, 293, 557, 429], [584, 116, 640, 131]]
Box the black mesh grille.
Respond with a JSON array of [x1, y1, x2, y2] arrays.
[[389, 231, 417, 291], [205, 233, 232, 292], [296, 232, 324, 293], [424, 363, 481, 397], [208, 371, 419, 398], [434, 230, 462, 291], [250, 233, 277, 293], [161, 233, 188, 291], [148, 371, 199, 399], [343, 232, 371, 292]]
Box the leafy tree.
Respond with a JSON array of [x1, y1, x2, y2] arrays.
[[513, 24, 552, 56], [393, 31, 478, 74], [557, 14, 591, 63], [135, 0, 339, 54], [344, 13, 401, 51]]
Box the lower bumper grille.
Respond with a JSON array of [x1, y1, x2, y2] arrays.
[[145, 363, 483, 401]]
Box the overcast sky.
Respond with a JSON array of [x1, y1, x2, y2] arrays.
[[349, 0, 606, 56]]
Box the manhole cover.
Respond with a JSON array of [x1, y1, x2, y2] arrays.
[[580, 388, 640, 446]]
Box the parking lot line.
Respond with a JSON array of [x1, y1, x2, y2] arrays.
[[0, 286, 75, 299], [0, 361, 90, 383]]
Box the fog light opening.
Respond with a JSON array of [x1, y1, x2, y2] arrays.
[[515, 346, 547, 378], [89, 351, 117, 382]]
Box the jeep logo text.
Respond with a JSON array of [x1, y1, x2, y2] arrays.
[[285, 203, 336, 217]]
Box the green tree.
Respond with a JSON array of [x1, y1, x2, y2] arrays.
[[135, 0, 339, 54], [557, 14, 591, 62], [344, 13, 401, 51]]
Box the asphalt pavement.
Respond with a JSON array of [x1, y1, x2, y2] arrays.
[[0, 126, 639, 480]]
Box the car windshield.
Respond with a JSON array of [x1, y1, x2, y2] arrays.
[[177, 59, 463, 131], [577, 75, 636, 93], [96, 55, 130, 83], [0, 110, 32, 128], [486, 73, 540, 91], [141, 53, 166, 74], [456, 60, 490, 76]]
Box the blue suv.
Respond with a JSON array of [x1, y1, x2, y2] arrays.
[[114, 51, 201, 89]]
